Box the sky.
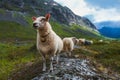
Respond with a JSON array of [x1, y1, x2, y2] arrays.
[[54, 0, 120, 24]]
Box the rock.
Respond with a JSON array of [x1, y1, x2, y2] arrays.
[[32, 57, 119, 80]]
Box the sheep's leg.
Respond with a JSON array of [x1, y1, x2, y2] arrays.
[[68, 51, 72, 57], [50, 57, 54, 71], [42, 56, 46, 71], [56, 54, 59, 64], [39, 52, 46, 71]]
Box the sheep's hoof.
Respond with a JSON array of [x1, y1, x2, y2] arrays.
[[42, 68, 46, 72], [49, 68, 53, 72], [49, 69, 53, 73]]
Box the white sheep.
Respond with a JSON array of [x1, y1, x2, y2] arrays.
[[99, 39, 103, 43], [84, 40, 93, 45], [32, 13, 63, 71], [62, 37, 78, 56], [78, 38, 86, 45], [78, 38, 93, 45]]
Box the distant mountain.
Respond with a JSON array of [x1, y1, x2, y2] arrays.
[[99, 27, 120, 38], [95, 21, 120, 29], [96, 21, 120, 38]]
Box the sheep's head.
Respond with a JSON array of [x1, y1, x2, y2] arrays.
[[79, 39, 85, 44], [72, 37, 78, 45], [32, 13, 50, 29]]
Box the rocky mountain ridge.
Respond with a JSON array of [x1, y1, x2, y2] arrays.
[[0, 0, 97, 30]]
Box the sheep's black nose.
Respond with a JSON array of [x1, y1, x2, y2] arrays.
[[33, 23, 38, 28]]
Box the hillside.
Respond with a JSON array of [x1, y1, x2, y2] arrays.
[[0, 41, 120, 80], [0, 0, 102, 41], [0, 0, 97, 29]]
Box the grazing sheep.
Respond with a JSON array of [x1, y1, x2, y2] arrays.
[[99, 39, 103, 43], [78, 38, 93, 45], [90, 40, 93, 44], [84, 40, 93, 45], [32, 13, 63, 71], [78, 38, 86, 45], [63, 37, 78, 56]]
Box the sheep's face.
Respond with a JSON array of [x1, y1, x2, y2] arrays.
[[72, 37, 78, 45], [32, 13, 50, 29], [79, 39, 85, 44]]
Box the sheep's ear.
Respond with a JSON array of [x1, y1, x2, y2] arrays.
[[45, 13, 50, 21], [32, 16, 36, 21]]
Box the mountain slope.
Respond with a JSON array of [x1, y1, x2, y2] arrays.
[[0, 21, 36, 41], [0, 0, 102, 41]]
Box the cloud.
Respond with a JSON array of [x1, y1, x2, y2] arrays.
[[54, 0, 120, 23], [92, 8, 120, 23], [54, 0, 94, 16]]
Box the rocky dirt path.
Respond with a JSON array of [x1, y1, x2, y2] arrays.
[[32, 57, 119, 80]]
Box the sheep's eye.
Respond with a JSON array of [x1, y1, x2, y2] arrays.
[[40, 19, 43, 22], [40, 18, 46, 22]]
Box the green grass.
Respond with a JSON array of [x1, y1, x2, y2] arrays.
[[74, 40, 120, 73], [70, 24, 102, 39], [51, 22, 102, 39], [92, 41, 120, 72], [1, 17, 119, 79], [0, 40, 120, 80], [51, 22, 74, 38], [0, 8, 5, 14], [0, 42, 38, 80], [0, 21, 36, 41], [0, 20, 102, 41]]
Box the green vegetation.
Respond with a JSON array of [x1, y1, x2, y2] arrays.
[[51, 22, 102, 39], [0, 40, 120, 80], [0, 16, 119, 79], [23, 4, 36, 15], [51, 22, 75, 38], [0, 20, 102, 41], [0, 21, 36, 41], [90, 41, 120, 72], [70, 24, 102, 39], [0, 8, 5, 14], [74, 40, 120, 73], [0, 0, 119, 79], [0, 42, 39, 80], [1, 3, 20, 11]]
